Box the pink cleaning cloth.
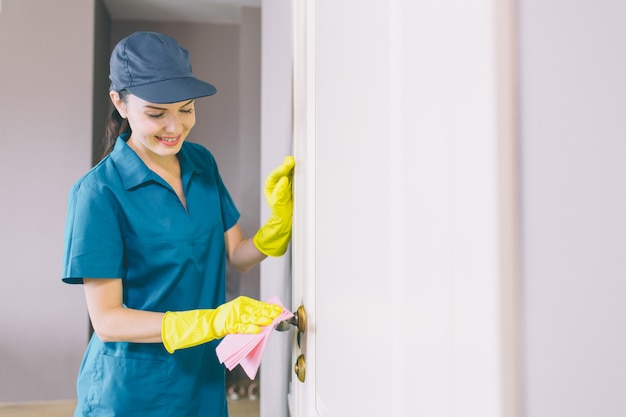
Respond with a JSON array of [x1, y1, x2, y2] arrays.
[[216, 296, 293, 379]]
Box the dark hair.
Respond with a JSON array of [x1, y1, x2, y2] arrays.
[[103, 89, 131, 159]]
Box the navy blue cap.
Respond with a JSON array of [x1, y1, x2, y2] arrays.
[[109, 32, 217, 104]]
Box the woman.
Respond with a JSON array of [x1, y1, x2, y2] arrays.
[[62, 31, 294, 416]]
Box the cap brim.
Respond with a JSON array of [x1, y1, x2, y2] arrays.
[[126, 77, 217, 104]]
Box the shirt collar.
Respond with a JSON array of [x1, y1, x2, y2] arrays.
[[177, 141, 204, 177], [110, 135, 203, 190]]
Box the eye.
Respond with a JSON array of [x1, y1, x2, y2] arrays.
[[147, 113, 164, 119], [180, 108, 193, 115]]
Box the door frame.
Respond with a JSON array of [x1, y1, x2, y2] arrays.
[[289, 0, 319, 415]]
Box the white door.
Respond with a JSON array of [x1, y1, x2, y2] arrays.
[[287, 1, 520, 416]]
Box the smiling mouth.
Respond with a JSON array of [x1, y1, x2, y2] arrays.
[[157, 135, 181, 146]]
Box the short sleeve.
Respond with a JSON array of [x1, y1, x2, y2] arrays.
[[62, 181, 125, 284]]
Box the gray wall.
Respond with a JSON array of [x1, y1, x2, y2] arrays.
[[519, 1, 626, 415], [0, 0, 95, 401], [237, 6, 262, 260], [0, 2, 261, 402]]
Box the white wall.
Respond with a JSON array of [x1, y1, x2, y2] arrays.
[[519, 1, 626, 416], [259, 1, 294, 417], [0, 0, 94, 401]]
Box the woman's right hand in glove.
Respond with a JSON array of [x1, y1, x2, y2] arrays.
[[161, 296, 282, 354]]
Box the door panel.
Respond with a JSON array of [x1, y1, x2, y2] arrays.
[[291, 1, 394, 415], [289, 1, 519, 416]]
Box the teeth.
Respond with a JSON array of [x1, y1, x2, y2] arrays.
[[161, 137, 177, 142]]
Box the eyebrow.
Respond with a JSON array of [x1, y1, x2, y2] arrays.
[[144, 99, 194, 111]]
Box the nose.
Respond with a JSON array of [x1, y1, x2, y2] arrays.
[[163, 113, 182, 133]]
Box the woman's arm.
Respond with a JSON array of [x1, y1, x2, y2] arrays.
[[225, 223, 267, 273], [224, 157, 294, 271], [84, 278, 164, 343], [85, 277, 282, 352]]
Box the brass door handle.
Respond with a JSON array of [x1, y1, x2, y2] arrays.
[[275, 305, 307, 333], [290, 305, 307, 333], [294, 354, 306, 382]]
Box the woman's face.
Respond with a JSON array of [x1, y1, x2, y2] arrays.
[[111, 92, 196, 159]]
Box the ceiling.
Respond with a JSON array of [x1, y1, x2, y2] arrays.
[[103, 0, 261, 24]]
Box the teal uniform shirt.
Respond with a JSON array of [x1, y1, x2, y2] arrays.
[[63, 135, 240, 417]]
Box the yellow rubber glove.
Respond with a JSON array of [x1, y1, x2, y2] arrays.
[[162, 296, 282, 354], [254, 156, 295, 257]]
